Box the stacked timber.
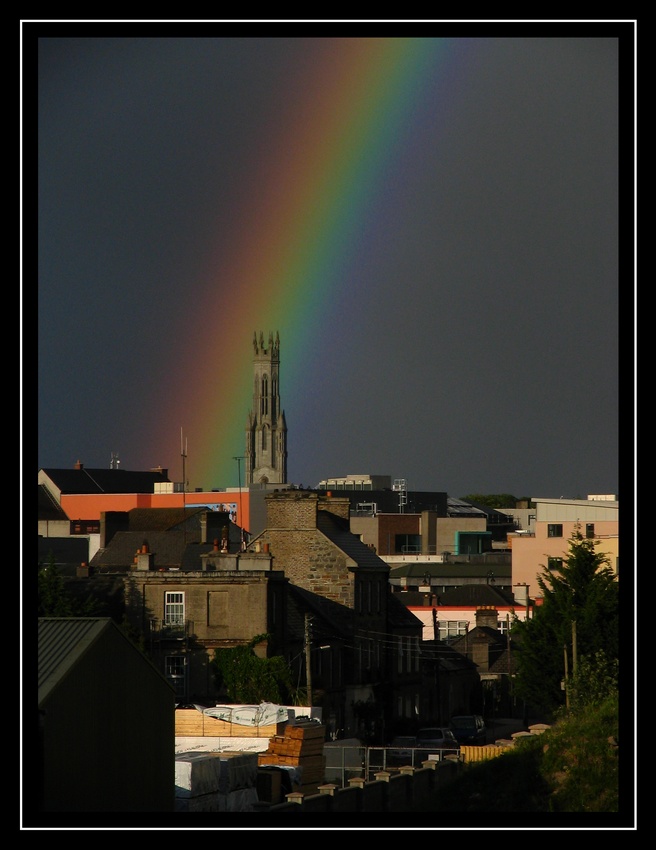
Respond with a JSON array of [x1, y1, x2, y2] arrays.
[[175, 708, 283, 738], [258, 720, 326, 796]]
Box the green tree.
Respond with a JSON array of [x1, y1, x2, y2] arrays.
[[38, 554, 75, 616], [210, 633, 295, 704], [38, 554, 101, 617], [566, 649, 618, 715], [511, 527, 618, 718], [460, 494, 519, 509]]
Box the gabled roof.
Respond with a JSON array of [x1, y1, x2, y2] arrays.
[[38, 617, 173, 707], [39, 467, 170, 496], [38, 617, 115, 705], [316, 511, 390, 572], [38, 484, 69, 520], [450, 625, 510, 665], [421, 639, 479, 673], [91, 508, 243, 571], [90, 530, 231, 571]]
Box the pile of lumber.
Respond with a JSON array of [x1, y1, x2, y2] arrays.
[[175, 708, 282, 738], [258, 720, 326, 796]]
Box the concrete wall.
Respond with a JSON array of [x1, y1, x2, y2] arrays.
[[260, 759, 461, 812], [436, 517, 487, 554]]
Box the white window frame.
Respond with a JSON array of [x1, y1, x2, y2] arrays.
[[165, 591, 185, 626]]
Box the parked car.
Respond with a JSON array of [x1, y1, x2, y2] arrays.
[[386, 735, 418, 766], [449, 714, 486, 745], [415, 726, 460, 757]]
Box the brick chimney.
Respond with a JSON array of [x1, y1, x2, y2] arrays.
[[474, 606, 499, 629], [134, 541, 155, 571], [74, 460, 83, 470]]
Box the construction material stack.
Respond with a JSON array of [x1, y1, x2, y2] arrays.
[[175, 751, 259, 812], [258, 720, 326, 796]]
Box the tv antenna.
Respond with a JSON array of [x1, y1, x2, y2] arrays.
[[392, 479, 407, 513], [180, 428, 188, 493]]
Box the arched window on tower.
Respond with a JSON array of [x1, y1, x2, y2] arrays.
[[262, 426, 267, 451], [261, 375, 269, 415]]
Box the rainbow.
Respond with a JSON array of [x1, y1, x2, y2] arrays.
[[148, 37, 475, 489]]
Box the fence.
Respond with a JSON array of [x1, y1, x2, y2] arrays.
[[324, 745, 460, 787]]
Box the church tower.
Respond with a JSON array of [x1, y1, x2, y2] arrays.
[[245, 331, 287, 485]]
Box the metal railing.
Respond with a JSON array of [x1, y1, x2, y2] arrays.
[[324, 746, 460, 787]]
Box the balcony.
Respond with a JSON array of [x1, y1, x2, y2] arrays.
[[149, 618, 194, 641]]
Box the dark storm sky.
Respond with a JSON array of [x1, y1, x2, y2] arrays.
[[32, 21, 630, 499]]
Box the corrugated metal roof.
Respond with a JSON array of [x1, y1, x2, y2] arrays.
[[38, 617, 114, 706]]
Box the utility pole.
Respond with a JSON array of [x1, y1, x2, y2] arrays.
[[563, 643, 570, 711], [572, 620, 578, 675], [506, 613, 512, 716], [304, 613, 312, 712], [181, 428, 188, 547], [233, 456, 246, 550]]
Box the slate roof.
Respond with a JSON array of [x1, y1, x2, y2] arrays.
[[90, 532, 242, 572], [90, 507, 243, 571], [386, 592, 425, 631], [40, 467, 170, 495], [285, 583, 422, 651], [316, 510, 390, 573], [421, 639, 479, 674], [450, 624, 519, 672], [287, 584, 355, 645], [124, 508, 191, 531], [38, 535, 90, 573], [488, 647, 520, 675], [388, 561, 512, 581], [398, 586, 515, 608]]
